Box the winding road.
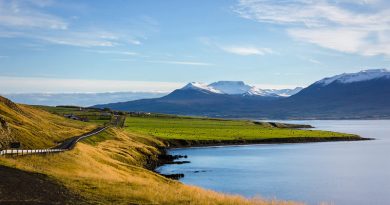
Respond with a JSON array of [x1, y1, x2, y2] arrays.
[[0, 115, 125, 156], [53, 126, 107, 150]]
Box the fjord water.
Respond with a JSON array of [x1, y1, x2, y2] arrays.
[[157, 120, 390, 205]]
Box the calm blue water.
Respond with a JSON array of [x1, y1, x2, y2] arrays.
[[157, 120, 390, 205]]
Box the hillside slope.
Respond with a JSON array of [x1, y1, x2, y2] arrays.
[[0, 96, 96, 149], [0, 127, 300, 205]]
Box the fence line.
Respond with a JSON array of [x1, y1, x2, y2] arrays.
[[0, 126, 107, 157]]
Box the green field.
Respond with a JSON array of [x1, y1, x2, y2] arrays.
[[125, 115, 356, 142], [35, 105, 113, 125]]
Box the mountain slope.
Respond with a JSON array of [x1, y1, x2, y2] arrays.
[[279, 73, 390, 118], [0, 96, 96, 149]]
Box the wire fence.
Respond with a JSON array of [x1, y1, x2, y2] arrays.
[[0, 126, 108, 157], [0, 149, 65, 156]]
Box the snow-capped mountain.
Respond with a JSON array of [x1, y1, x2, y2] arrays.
[[180, 81, 302, 97], [316, 69, 390, 86], [95, 69, 390, 119]]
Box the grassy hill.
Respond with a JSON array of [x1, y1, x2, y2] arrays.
[[0, 96, 96, 149]]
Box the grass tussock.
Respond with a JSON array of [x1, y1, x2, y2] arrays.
[[0, 97, 97, 149], [0, 128, 302, 205]]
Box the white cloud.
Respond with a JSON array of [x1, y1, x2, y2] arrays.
[[111, 59, 213, 65], [288, 28, 367, 53], [306, 58, 322, 65], [146, 60, 213, 66], [234, 0, 390, 57], [298, 55, 322, 64], [128, 39, 141, 45], [0, 0, 67, 29], [221, 46, 273, 56], [40, 35, 116, 47], [0, 0, 145, 47], [0, 30, 125, 47], [0, 76, 184, 93], [200, 37, 274, 56], [85, 50, 138, 56], [111, 58, 136, 62]]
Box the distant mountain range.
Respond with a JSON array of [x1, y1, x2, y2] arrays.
[[1, 82, 301, 107], [2, 92, 167, 107], [94, 69, 390, 119]]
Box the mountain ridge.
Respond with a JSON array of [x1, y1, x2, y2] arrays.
[[315, 69, 390, 85], [181, 81, 302, 97]]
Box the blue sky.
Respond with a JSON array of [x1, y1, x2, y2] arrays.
[[0, 0, 389, 93]]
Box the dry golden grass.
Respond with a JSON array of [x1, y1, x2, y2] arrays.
[[0, 128, 302, 205], [0, 96, 97, 149]]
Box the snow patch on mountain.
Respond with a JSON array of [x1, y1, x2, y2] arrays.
[[209, 81, 251, 95], [245, 87, 303, 97], [182, 82, 222, 94], [245, 87, 278, 97], [270, 87, 303, 97], [316, 69, 390, 86]]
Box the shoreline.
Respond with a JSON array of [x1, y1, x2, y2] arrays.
[[167, 137, 373, 150], [163, 135, 372, 149]]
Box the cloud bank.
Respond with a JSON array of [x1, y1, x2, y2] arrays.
[[0, 76, 184, 93], [234, 0, 390, 56]]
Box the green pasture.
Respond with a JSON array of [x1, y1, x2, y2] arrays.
[[124, 116, 355, 141]]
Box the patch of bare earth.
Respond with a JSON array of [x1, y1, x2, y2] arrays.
[[0, 165, 86, 205]]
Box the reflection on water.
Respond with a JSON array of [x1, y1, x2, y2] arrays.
[[157, 120, 390, 205]]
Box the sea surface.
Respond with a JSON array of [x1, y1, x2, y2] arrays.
[[156, 120, 390, 205]]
